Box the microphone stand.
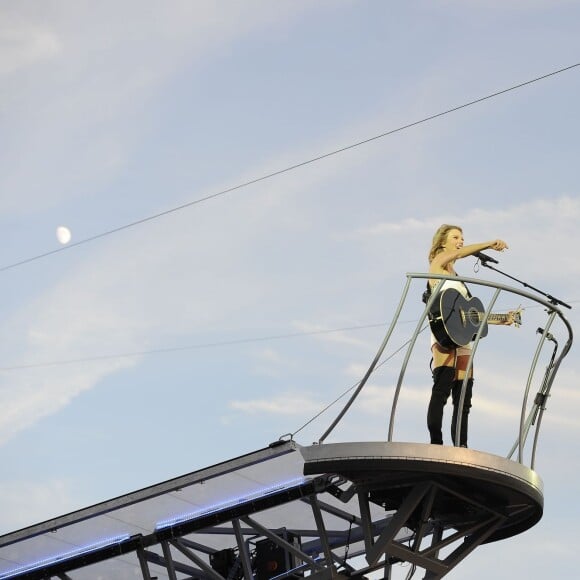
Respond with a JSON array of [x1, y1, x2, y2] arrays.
[[479, 256, 570, 465], [477, 259, 571, 309], [506, 337, 558, 460]]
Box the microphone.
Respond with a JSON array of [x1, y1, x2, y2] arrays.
[[537, 327, 557, 343], [474, 251, 499, 264]]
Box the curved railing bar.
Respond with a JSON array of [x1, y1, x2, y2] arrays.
[[529, 357, 556, 470], [509, 312, 574, 466], [454, 287, 501, 448], [404, 273, 573, 464], [531, 406, 546, 470], [318, 276, 414, 444], [387, 278, 445, 442], [408, 273, 569, 311], [530, 325, 573, 469], [388, 273, 561, 445], [506, 320, 556, 461], [510, 310, 557, 464], [319, 271, 573, 468]]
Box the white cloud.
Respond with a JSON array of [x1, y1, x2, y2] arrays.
[[0, 87, 383, 445], [249, 347, 291, 378], [345, 363, 374, 378], [351, 217, 432, 237], [0, 21, 61, 76], [0, 0, 577, 474], [292, 321, 376, 349], [357, 384, 401, 415], [0, 0, 338, 214], [0, 478, 78, 534], [1, 192, 567, 450], [348, 195, 580, 297], [352, 196, 579, 246], [230, 392, 322, 416], [0, 360, 138, 446]]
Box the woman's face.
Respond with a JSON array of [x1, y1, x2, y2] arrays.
[[443, 228, 464, 251]]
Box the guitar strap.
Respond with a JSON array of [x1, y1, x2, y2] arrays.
[[422, 277, 472, 304], [463, 279, 473, 298], [422, 281, 431, 304]]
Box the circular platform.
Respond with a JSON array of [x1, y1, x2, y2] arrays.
[[300, 442, 543, 543]]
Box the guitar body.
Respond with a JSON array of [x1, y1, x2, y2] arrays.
[[429, 289, 489, 348]]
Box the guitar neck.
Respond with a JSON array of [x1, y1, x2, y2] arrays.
[[481, 313, 510, 323]]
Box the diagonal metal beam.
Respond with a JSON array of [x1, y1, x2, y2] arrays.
[[136, 545, 154, 580], [362, 495, 509, 578], [421, 518, 495, 560], [357, 489, 375, 555], [240, 515, 324, 572], [193, 525, 258, 537], [383, 541, 448, 577], [178, 536, 222, 554], [233, 518, 254, 580], [366, 481, 432, 566], [161, 540, 178, 580], [437, 514, 507, 573], [144, 548, 199, 577], [300, 496, 362, 526], [411, 485, 437, 553], [308, 495, 337, 577], [170, 538, 225, 580]]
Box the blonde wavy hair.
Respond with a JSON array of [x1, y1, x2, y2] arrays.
[[428, 224, 462, 263]]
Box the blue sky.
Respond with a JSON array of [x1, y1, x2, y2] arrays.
[[0, 1, 579, 578]]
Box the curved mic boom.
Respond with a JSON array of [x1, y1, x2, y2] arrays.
[[474, 251, 499, 264]]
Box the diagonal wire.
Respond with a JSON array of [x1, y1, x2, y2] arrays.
[[0, 322, 389, 372], [1, 299, 575, 372], [287, 324, 430, 439], [286, 293, 580, 439], [1, 62, 579, 275]]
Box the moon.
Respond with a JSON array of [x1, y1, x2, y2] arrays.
[[56, 226, 72, 245]]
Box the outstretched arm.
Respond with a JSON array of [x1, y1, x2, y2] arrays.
[[432, 239, 508, 270]]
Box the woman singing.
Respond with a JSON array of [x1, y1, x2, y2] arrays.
[[426, 224, 516, 447]]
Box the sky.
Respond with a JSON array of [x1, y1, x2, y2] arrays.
[[0, 1, 579, 578]]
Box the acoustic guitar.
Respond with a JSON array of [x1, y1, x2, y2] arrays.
[[428, 288, 521, 348]]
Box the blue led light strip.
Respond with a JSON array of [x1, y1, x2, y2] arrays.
[[156, 476, 310, 530], [0, 534, 131, 579]]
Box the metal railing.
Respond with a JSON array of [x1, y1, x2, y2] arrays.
[[320, 273, 573, 470]]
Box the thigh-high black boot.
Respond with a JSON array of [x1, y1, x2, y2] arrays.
[[451, 378, 473, 447], [427, 366, 455, 444]]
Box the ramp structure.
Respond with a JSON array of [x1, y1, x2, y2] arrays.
[[0, 274, 572, 579]]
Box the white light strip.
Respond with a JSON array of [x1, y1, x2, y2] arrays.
[[156, 476, 310, 530], [0, 534, 131, 579]]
